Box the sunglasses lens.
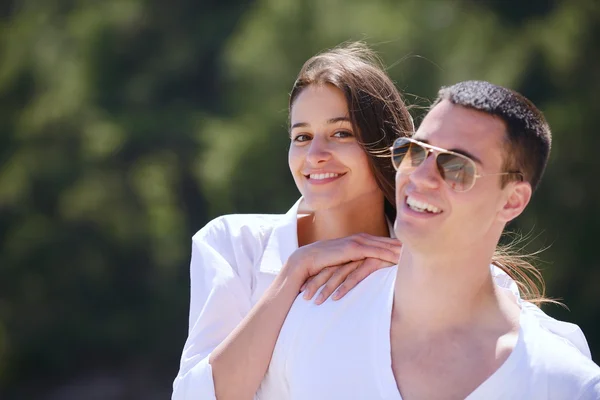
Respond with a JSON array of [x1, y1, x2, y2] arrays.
[[392, 139, 426, 171], [436, 153, 476, 191]]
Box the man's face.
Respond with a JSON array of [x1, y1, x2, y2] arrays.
[[394, 100, 524, 252]]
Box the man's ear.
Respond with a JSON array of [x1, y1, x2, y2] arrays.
[[498, 181, 532, 223]]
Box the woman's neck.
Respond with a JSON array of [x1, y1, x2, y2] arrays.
[[297, 196, 389, 246]]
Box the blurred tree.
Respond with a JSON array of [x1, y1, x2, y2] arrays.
[[0, 0, 253, 397]]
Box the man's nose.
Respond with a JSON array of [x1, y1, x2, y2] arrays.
[[408, 152, 442, 189]]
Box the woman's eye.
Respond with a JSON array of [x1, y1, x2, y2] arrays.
[[293, 134, 311, 142], [333, 131, 353, 138]]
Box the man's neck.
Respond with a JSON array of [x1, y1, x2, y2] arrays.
[[390, 242, 522, 400], [392, 244, 520, 333], [297, 196, 389, 246]]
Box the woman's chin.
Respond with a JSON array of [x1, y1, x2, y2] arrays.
[[300, 195, 343, 213]]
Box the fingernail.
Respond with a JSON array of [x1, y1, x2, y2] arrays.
[[303, 291, 310, 300], [315, 293, 324, 304], [332, 290, 341, 300]]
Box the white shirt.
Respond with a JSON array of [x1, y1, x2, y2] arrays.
[[172, 199, 592, 399], [258, 266, 600, 400]]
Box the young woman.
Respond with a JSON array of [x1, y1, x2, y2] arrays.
[[172, 43, 586, 400]]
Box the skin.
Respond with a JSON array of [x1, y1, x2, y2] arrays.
[[389, 100, 532, 399], [209, 84, 402, 399]]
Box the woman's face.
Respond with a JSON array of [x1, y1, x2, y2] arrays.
[[288, 84, 383, 212]]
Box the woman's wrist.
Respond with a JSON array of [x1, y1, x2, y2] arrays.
[[280, 251, 310, 288]]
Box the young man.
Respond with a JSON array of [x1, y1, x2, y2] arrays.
[[257, 81, 600, 400]]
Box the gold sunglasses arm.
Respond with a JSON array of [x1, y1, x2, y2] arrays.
[[475, 171, 524, 181]]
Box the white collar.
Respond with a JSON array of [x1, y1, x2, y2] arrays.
[[257, 198, 302, 274]]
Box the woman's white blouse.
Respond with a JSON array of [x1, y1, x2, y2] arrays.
[[171, 199, 591, 399]]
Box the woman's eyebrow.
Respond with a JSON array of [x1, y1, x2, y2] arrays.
[[291, 116, 351, 130], [326, 116, 351, 124]]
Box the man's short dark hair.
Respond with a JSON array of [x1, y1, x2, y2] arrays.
[[433, 80, 551, 191]]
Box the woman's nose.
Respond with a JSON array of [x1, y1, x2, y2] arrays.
[[305, 136, 332, 165]]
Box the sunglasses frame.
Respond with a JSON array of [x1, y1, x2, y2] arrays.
[[390, 137, 524, 192]]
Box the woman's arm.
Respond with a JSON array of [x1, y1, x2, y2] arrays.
[[208, 233, 401, 400], [172, 234, 256, 399], [209, 262, 304, 400], [172, 222, 400, 400]]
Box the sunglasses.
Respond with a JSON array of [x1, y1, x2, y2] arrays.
[[390, 137, 523, 192]]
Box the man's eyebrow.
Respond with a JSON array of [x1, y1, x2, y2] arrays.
[[291, 116, 351, 130], [417, 138, 484, 166]]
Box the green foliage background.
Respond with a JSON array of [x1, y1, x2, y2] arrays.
[[0, 0, 598, 397]]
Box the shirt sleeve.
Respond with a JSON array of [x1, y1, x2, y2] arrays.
[[579, 375, 600, 400], [172, 224, 256, 400], [491, 265, 592, 359], [521, 301, 592, 360]]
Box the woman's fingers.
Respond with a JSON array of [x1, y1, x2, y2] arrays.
[[303, 257, 396, 305], [308, 234, 401, 274], [350, 235, 402, 263], [332, 258, 395, 300], [313, 261, 361, 304], [287, 233, 402, 283], [301, 267, 335, 300]]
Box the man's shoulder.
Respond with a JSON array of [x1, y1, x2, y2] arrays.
[[521, 312, 600, 396], [284, 266, 397, 330]]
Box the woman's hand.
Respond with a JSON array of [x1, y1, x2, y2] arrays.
[[283, 233, 401, 296], [301, 256, 399, 304]]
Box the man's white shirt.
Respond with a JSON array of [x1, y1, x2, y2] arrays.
[[258, 266, 600, 400]]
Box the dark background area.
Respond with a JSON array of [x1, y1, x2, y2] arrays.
[[0, 0, 598, 398]]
